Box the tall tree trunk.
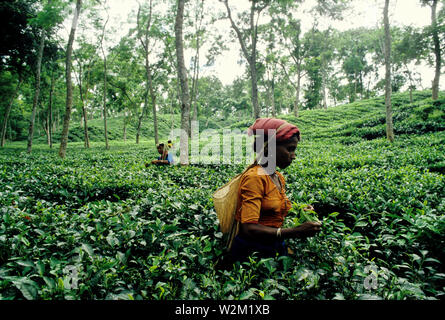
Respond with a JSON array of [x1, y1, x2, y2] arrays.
[[271, 77, 276, 117], [136, 88, 148, 144], [136, 0, 159, 145], [147, 63, 159, 145], [430, 0, 441, 100], [175, 0, 191, 165], [191, 47, 200, 122], [384, 0, 395, 143], [190, 52, 199, 122], [191, 0, 204, 122], [404, 62, 415, 104], [103, 56, 109, 150], [56, 107, 59, 133], [294, 69, 302, 117], [41, 107, 50, 146], [59, 0, 82, 158], [48, 70, 54, 148], [100, 11, 110, 150], [279, 59, 301, 117], [76, 59, 90, 148], [250, 58, 260, 118], [83, 63, 91, 148], [144, 0, 159, 146], [45, 110, 50, 146], [293, 100, 299, 117], [249, 2, 260, 119], [223, 0, 261, 119], [37, 107, 40, 137], [135, 4, 145, 145], [1, 78, 22, 147], [27, 29, 46, 153]]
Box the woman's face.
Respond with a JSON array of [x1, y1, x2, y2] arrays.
[[275, 137, 298, 169]]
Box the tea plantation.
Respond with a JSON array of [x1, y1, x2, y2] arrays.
[[0, 91, 444, 300]]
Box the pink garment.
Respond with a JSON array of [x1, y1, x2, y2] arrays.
[[248, 118, 300, 142]]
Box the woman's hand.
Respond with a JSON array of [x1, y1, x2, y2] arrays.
[[240, 221, 322, 242], [293, 221, 322, 238]]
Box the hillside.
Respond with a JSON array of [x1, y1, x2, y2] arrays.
[[33, 91, 445, 147], [232, 91, 445, 144], [34, 110, 239, 145]]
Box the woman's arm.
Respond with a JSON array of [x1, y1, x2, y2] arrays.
[[238, 171, 321, 242], [241, 221, 321, 242], [151, 159, 170, 165]]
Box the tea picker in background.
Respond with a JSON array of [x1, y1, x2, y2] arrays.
[[148, 143, 174, 165], [214, 118, 321, 264]]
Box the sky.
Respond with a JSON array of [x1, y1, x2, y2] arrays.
[[65, 0, 437, 89]]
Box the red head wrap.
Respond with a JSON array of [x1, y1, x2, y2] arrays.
[[247, 118, 300, 142]]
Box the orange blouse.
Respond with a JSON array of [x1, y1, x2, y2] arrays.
[[235, 165, 292, 228]]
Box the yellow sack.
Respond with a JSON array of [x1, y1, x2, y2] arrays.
[[212, 163, 257, 250], [212, 175, 241, 234]]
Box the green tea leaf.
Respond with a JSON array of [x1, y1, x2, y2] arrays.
[[13, 280, 38, 300], [81, 243, 94, 258]]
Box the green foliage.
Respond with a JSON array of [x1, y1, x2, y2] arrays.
[[0, 90, 444, 300], [287, 203, 320, 226], [0, 0, 38, 73], [283, 90, 444, 143]]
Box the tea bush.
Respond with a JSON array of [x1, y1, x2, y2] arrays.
[[0, 92, 444, 300]]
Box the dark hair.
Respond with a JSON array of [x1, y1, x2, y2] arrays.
[[157, 143, 164, 148]]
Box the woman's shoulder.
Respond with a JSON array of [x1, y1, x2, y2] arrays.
[[239, 165, 268, 192], [242, 165, 268, 182]]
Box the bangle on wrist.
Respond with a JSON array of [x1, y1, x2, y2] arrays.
[[276, 227, 282, 239]]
